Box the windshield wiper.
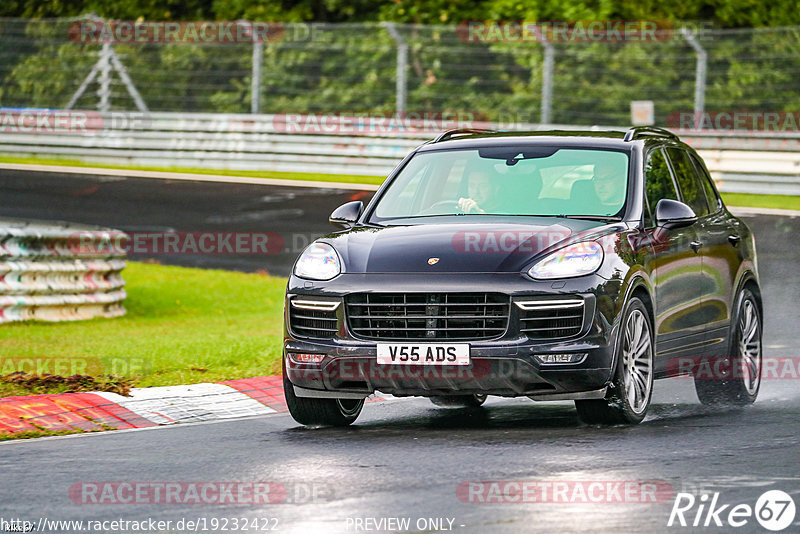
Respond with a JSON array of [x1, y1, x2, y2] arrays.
[[557, 215, 621, 221]]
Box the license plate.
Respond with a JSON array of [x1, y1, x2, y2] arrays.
[[376, 343, 470, 366]]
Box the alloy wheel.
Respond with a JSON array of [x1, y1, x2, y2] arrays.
[[622, 309, 653, 415]]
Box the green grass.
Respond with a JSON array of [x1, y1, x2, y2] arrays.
[[721, 192, 800, 211], [0, 154, 386, 187], [0, 262, 287, 397]]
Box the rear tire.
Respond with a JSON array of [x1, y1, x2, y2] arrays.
[[283, 370, 364, 426], [695, 288, 761, 406], [575, 297, 654, 425], [429, 394, 487, 407]]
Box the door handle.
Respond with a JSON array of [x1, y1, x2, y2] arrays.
[[690, 241, 703, 253], [728, 234, 741, 247]]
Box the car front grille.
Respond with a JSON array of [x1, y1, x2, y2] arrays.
[[345, 293, 510, 340], [288, 299, 339, 339], [517, 299, 585, 339]]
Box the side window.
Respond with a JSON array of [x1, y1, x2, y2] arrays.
[[666, 148, 709, 217], [689, 153, 721, 213], [644, 148, 678, 227]]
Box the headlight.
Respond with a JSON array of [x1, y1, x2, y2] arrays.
[[294, 242, 341, 280], [528, 241, 603, 279]]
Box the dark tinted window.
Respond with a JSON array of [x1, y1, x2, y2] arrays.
[[666, 147, 709, 217], [689, 153, 721, 213], [644, 148, 677, 227]]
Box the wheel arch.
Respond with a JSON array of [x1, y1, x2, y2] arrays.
[[736, 271, 763, 328], [619, 270, 655, 326], [608, 271, 655, 378]]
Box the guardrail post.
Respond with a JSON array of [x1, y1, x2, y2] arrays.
[[382, 22, 407, 116], [251, 41, 263, 114], [541, 39, 554, 124], [681, 28, 707, 129]]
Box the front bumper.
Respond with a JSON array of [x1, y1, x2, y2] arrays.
[[283, 272, 622, 398]]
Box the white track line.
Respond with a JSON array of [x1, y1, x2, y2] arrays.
[[0, 163, 381, 191]]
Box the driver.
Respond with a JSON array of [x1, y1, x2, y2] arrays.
[[458, 168, 500, 214], [593, 160, 625, 208]]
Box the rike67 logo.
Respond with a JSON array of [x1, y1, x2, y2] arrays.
[[668, 490, 796, 531]]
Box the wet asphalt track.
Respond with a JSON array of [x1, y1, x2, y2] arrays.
[[0, 169, 799, 533]]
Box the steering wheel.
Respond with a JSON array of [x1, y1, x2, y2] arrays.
[[420, 199, 463, 215]]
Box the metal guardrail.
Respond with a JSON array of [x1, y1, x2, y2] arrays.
[[0, 111, 798, 194], [0, 219, 127, 323]]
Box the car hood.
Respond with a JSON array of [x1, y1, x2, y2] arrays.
[[326, 218, 614, 274]]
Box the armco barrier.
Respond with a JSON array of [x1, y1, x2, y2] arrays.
[[0, 219, 127, 323], [0, 111, 799, 194]]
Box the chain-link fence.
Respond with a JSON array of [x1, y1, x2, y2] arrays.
[[1, 18, 800, 125]]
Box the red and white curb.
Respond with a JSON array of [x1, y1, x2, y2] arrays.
[[0, 376, 387, 436]]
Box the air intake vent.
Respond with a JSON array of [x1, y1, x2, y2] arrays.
[[289, 299, 339, 339], [517, 299, 584, 339]]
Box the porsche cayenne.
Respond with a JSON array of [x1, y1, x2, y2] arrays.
[[282, 127, 762, 426]]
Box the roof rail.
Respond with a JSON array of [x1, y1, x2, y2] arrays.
[[623, 126, 679, 142], [433, 128, 493, 143]]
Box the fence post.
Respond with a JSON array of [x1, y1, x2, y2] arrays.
[[66, 17, 148, 112], [681, 28, 707, 128], [252, 41, 263, 114], [541, 39, 554, 124], [382, 22, 407, 116], [97, 42, 112, 112]]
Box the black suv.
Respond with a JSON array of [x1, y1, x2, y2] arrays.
[[283, 127, 762, 426]]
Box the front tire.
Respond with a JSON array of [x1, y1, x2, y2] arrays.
[[694, 288, 761, 406], [429, 394, 487, 407], [575, 297, 654, 425], [283, 371, 364, 426]]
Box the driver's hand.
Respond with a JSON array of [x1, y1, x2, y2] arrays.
[[458, 197, 484, 214]]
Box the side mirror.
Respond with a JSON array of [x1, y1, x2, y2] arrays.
[[329, 201, 363, 229], [655, 199, 697, 228]]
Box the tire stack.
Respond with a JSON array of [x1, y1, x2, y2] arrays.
[[0, 218, 128, 323]]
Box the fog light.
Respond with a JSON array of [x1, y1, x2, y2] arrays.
[[290, 353, 325, 364], [534, 353, 587, 364]]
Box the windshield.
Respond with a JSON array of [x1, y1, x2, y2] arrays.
[[371, 147, 630, 221]]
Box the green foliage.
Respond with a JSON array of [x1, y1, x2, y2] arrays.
[[1, 3, 800, 121], [4, 0, 800, 27]]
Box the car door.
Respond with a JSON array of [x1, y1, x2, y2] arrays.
[[663, 146, 724, 353], [687, 151, 742, 356], [643, 147, 707, 370]]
